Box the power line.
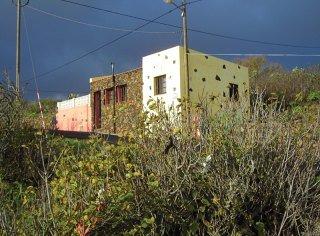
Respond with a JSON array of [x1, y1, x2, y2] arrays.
[[57, 0, 320, 49], [189, 53, 320, 57], [26, 5, 178, 34], [24, 89, 88, 94], [22, 2, 190, 83]]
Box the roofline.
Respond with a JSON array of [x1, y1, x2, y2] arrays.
[[90, 67, 142, 83]]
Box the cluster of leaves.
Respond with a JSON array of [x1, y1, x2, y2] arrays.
[[1, 61, 320, 235], [237, 57, 320, 107], [25, 98, 58, 129], [3, 97, 319, 235]]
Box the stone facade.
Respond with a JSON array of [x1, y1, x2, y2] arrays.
[[90, 68, 143, 134]]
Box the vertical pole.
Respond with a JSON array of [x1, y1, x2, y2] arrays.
[[15, 0, 21, 95], [182, 0, 190, 127], [111, 62, 116, 134]]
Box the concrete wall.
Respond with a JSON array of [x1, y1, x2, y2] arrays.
[[187, 48, 250, 114], [142, 46, 182, 112], [142, 46, 250, 115], [56, 95, 92, 132]]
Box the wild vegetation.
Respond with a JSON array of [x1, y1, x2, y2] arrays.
[[0, 58, 320, 235]]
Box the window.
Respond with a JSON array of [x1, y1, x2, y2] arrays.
[[154, 75, 166, 95], [104, 84, 127, 105], [104, 88, 113, 106], [116, 84, 127, 103], [229, 83, 239, 101]]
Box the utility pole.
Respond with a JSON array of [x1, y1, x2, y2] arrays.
[[15, 0, 21, 95], [111, 62, 116, 134], [14, 0, 29, 96], [181, 0, 190, 126], [164, 0, 190, 126]]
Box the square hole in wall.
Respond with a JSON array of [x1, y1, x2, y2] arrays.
[[223, 65, 226, 69], [205, 56, 208, 59], [202, 78, 206, 82], [154, 75, 166, 95], [215, 75, 221, 81], [194, 69, 198, 72], [229, 83, 239, 101]]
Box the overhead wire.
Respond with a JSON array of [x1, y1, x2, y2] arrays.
[[57, 0, 320, 49], [189, 53, 320, 57], [24, 89, 88, 94], [22, 1, 196, 83], [26, 5, 178, 34]]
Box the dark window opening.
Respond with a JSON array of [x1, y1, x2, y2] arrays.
[[223, 92, 226, 97], [173, 60, 176, 64], [194, 69, 198, 72], [104, 88, 113, 106], [93, 91, 101, 129], [116, 84, 127, 103], [205, 56, 208, 59], [215, 75, 221, 81], [229, 83, 239, 101], [202, 77, 206, 82], [238, 65, 241, 69], [233, 75, 236, 79], [189, 88, 193, 92], [154, 75, 166, 95], [223, 65, 226, 69]]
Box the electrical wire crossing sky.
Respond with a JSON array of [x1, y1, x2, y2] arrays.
[[0, 0, 319, 100]]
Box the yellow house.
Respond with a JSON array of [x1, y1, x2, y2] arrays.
[[142, 46, 249, 116]]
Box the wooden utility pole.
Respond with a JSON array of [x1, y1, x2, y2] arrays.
[[164, 0, 190, 126], [111, 62, 116, 134], [15, 0, 21, 95], [182, 0, 190, 126]]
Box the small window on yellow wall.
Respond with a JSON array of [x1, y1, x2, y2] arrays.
[[229, 83, 239, 101], [154, 75, 166, 95]]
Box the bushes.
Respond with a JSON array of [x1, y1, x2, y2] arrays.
[[14, 100, 317, 235], [237, 57, 320, 107], [1, 77, 320, 234]]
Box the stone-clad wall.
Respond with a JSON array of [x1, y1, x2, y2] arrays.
[[90, 68, 143, 134]]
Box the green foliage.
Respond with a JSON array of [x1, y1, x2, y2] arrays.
[[238, 57, 320, 107], [1, 73, 320, 235], [307, 90, 320, 102]]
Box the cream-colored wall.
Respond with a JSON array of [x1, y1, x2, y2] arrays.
[[142, 46, 182, 112], [186, 49, 250, 114], [142, 46, 249, 115]]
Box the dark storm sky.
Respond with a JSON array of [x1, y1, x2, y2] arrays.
[[1, 0, 320, 100]]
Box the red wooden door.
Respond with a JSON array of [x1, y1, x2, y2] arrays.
[[93, 91, 101, 129]]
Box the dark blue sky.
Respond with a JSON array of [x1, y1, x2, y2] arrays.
[[1, 0, 320, 100]]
